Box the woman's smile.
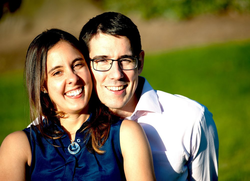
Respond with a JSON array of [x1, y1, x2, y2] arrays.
[[65, 87, 83, 97]]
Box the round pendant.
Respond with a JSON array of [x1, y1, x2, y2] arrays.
[[68, 141, 81, 155]]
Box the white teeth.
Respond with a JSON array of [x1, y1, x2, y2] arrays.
[[107, 86, 124, 91], [66, 88, 83, 97]]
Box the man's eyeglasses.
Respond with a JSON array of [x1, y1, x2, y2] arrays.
[[90, 56, 138, 72]]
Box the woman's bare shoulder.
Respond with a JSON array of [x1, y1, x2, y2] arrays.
[[120, 120, 156, 180], [0, 131, 31, 163], [120, 119, 144, 134], [0, 131, 31, 180], [1, 131, 29, 148], [120, 119, 148, 150]]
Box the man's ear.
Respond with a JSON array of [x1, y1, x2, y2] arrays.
[[138, 50, 144, 75]]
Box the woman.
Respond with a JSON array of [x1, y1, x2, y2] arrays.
[[0, 29, 155, 180]]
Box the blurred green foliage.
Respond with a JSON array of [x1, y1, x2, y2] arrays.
[[96, 0, 250, 19], [0, 40, 250, 179], [0, 70, 29, 142]]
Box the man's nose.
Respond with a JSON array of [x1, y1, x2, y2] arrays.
[[108, 61, 124, 79]]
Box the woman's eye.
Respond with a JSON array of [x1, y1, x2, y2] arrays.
[[75, 63, 83, 67], [52, 71, 62, 76], [74, 62, 84, 70]]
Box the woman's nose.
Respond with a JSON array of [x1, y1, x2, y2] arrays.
[[66, 70, 79, 84]]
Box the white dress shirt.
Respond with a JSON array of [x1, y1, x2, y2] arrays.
[[127, 77, 219, 181]]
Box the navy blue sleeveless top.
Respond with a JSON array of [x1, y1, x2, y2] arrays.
[[23, 116, 126, 181]]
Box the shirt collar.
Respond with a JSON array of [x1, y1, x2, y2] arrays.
[[128, 77, 162, 119]]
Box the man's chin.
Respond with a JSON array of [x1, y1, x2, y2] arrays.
[[105, 103, 124, 110], [102, 101, 124, 110]]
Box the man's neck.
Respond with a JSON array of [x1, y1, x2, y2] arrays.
[[110, 109, 133, 119], [136, 76, 145, 100]]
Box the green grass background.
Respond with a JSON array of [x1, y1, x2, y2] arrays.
[[0, 40, 250, 180]]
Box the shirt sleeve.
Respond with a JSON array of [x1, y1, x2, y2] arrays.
[[188, 106, 219, 181]]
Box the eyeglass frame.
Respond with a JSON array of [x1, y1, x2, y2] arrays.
[[90, 56, 139, 72]]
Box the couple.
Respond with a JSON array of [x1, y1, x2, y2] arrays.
[[0, 12, 219, 180]]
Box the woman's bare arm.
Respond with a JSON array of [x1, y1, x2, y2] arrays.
[[0, 131, 31, 181], [120, 120, 156, 181]]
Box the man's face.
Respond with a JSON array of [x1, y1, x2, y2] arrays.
[[88, 33, 144, 117]]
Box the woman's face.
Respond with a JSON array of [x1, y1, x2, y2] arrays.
[[45, 41, 92, 115]]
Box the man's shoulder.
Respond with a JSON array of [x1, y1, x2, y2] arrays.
[[156, 90, 207, 118], [157, 90, 202, 107], [140, 78, 209, 118], [152, 90, 216, 135]]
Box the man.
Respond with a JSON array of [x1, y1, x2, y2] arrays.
[[79, 12, 219, 180]]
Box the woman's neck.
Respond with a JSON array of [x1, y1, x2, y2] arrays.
[[60, 113, 90, 141]]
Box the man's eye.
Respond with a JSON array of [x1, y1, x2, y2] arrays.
[[120, 58, 133, 63], [95, 59, 109, 63], [96, 59, 107, 62]]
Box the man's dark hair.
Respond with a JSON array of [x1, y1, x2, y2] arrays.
[[79, 12, 142, 60]]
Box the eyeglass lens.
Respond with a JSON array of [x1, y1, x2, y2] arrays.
[[92, 57, 137, 71]]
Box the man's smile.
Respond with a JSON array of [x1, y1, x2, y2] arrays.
[[106, 85, 127, 91]]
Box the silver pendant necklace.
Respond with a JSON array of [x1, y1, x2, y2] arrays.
[[68, 140, 81, 155]]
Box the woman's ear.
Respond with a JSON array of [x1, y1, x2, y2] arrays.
[[41, 87, 47, 94], [138, 50, 144, 75]]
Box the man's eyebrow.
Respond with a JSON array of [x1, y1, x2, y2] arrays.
[[120, 55, 133, 58], [91, 55, 108, 60], [91, 54, 133, 60]]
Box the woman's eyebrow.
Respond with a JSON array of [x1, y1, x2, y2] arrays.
[[48, 65, 62, 74], [72, 57, 84, 63]]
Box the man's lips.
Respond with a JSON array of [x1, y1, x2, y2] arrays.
[[65, 87, 83, 97], [106, 85, 127, 91]]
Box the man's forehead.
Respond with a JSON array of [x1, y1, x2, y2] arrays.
[[89, 33, 132, 58], [89, 33, 130, 45]]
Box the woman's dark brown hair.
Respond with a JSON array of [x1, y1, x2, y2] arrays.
[[25, 28, 113, 154]]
